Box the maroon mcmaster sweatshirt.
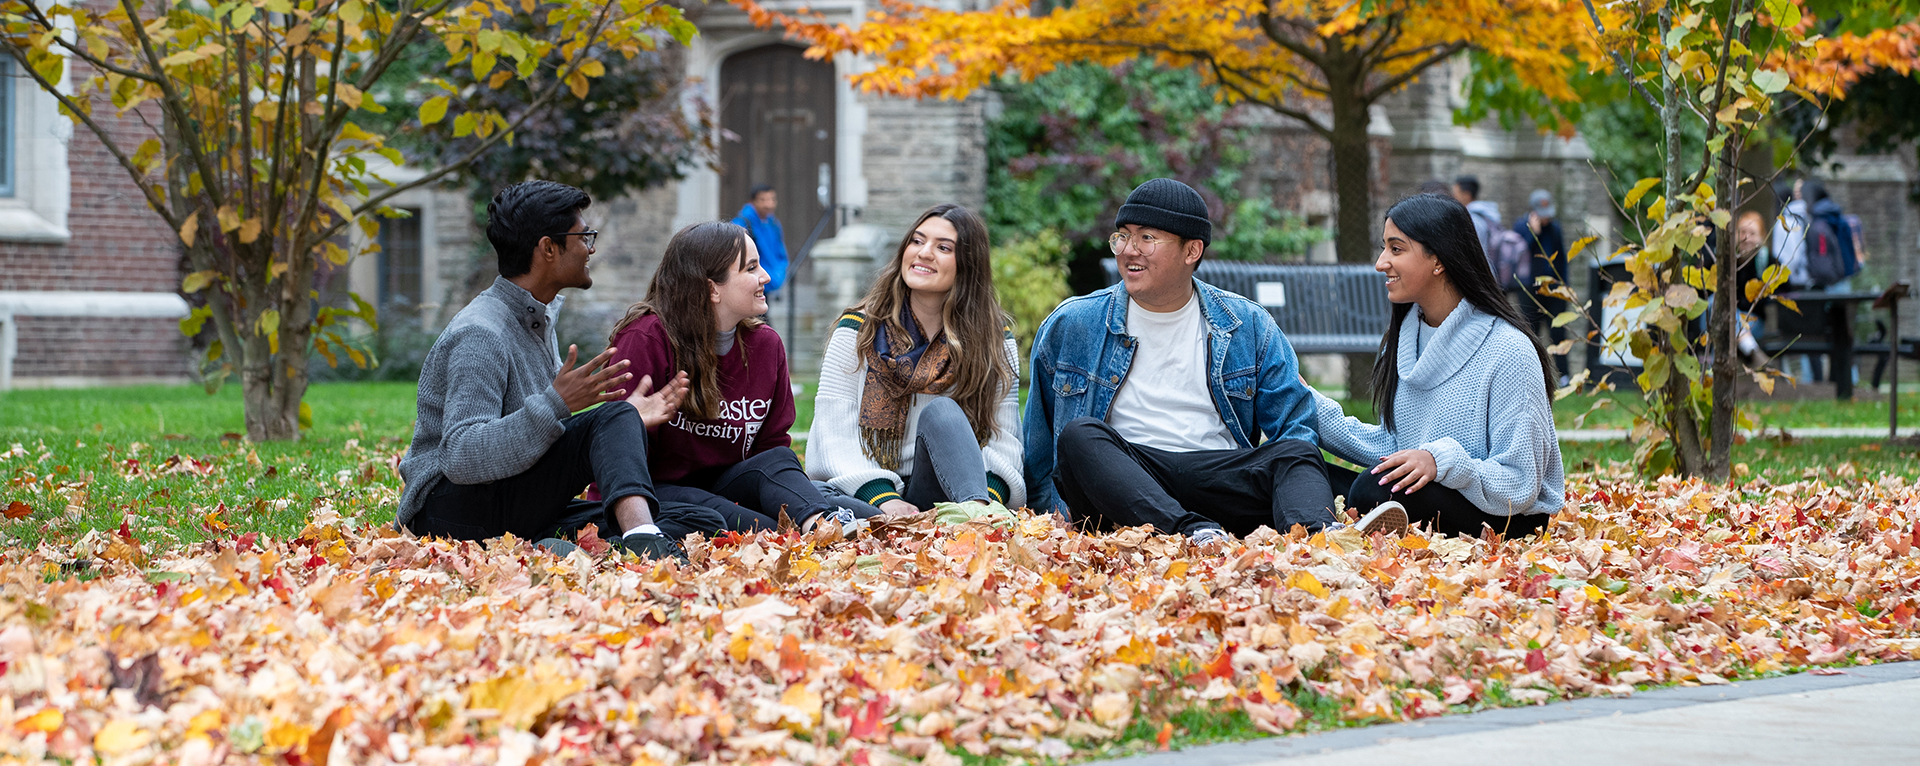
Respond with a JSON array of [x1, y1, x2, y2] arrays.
[[607, 314, 796, 485]]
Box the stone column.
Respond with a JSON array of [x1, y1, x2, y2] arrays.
[[795, 224, 891, 377]]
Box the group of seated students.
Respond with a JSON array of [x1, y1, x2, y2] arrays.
[[395, 178, 1564, 562]]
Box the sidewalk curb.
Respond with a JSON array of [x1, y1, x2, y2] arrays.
[[1088, 661, 1920, 764]]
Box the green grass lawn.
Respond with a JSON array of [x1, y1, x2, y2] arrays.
[[6, 381, 1920, 551], [1550, 391, 1920, 430]]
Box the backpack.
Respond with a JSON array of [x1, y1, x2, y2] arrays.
[[1489, 229, 1533, 289], [1803, 214, 1847, 288]]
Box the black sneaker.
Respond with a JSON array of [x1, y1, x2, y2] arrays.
[[1354, 502, 1410, 536], [534, 538, 581, 558], [610, 532, 688, 564]]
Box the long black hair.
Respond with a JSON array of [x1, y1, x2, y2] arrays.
[[1370, 193, 1557, 430]]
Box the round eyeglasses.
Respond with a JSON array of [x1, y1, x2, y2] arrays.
[[1108, 230, 1171, 255], [548, 229, 599, 250]]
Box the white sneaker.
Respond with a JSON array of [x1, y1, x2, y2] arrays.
[[803, 507, 869, 539], [1189, 527, 1230, 548], [1354, 502, 1409, 536]]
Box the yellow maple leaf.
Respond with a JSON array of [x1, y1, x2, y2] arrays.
[[778, 682, 823, 732], [467, 664, 585, 730], [14, 707, 62, 733], [1288, 570, 1329, 599], [94, 719, 153, 755]]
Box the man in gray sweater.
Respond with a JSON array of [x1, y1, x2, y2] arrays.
[[396, 181, 711, 561]]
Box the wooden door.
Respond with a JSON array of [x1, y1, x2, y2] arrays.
[[720, 45, 837, 256]]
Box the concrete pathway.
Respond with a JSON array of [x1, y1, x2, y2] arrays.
[[1094, 661, 1920, 765]]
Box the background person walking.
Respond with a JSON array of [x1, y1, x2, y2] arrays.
[[731, 183, 790, 297]]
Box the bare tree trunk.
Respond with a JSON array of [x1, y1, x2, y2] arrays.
[[1657, 4, 1708, 476], [1705, 10, 1754, 482]]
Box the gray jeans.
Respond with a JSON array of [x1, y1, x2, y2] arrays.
[[817, 397, 992, 509], [900, 397, 992, 506]]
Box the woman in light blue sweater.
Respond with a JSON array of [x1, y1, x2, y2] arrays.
[[1315, 193, 1565, 537]]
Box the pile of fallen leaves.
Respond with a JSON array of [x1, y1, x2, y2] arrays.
[[3, 476, 1919, 765]]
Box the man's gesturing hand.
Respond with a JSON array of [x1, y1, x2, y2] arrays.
[[553, 345, 633, 413], [626, 370, 690, 428]]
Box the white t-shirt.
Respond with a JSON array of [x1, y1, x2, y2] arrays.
[[1106, 291, 1237, 452]]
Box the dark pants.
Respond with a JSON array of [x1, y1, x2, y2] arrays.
[[901, 398, 992, 507], [407, 403, 723, 543], [661, 447, 882, 532], [1328, 464, 1547, 538], [1054, 417, 1336, 536]]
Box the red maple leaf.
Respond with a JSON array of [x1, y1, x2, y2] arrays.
[[575, 523, 611, 556], [1204, 642, 1237, 680], [1526, 648, 1549, 673], [848, 696, 888, 740], [3, 501, 29, 520]]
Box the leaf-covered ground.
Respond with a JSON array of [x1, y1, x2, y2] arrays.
[[3, 473, 1918, 765]]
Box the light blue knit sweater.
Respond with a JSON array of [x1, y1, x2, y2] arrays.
[[1313, 301, 1564, 516]]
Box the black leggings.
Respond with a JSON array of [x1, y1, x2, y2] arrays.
[[1328, 463, 1548, 538], [661, 447, 882, 532]]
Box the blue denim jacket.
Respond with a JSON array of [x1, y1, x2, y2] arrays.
[[1022, 278, 1320, 515]]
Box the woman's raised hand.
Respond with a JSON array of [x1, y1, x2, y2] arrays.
[[626, 370, 690, 428], [552, 345, 632, 413]]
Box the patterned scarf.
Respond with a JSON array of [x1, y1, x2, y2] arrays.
[[860, 311, 956, 469]]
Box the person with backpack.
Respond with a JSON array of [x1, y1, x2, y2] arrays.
[[1451, 176, 1502, 271], [1775, 177, 1855, 291], [1513, 190, 1568, 382]]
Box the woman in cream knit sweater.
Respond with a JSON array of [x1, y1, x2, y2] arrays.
[[806, 204, 1025, 514], [1314, 193, 1565, 537]]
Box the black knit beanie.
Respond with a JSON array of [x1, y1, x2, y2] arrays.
[[1114, 178, 1212, 245]]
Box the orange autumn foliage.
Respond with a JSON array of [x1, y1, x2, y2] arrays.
[[1784, 22, 1920, 98], [734, 0, 1601, 108]]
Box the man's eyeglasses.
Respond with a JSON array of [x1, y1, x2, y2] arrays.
[[548, 230, 599, 250], [1108, 230, 1170, 255]]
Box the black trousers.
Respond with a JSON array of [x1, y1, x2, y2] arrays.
[[660, 447, 881, 532], [1328, 464, 1547, 538], [1054, 417, 1336, 536], [407, 403, 724, 543]]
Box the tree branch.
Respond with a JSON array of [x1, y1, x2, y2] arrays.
[[328, 0, 627, 238], [0, 42, 180, 231], [1581, 0, 1663, 110], [1365, 42, 1466, 102], [119, 0, 227, 211]]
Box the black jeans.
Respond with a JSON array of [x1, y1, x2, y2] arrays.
[[901, 397, 991, 507], [1328, 464, 1547, 538], [1053, 417, 1336, 536], [661, 447, 882, 532], [407, 403, 724, 543]]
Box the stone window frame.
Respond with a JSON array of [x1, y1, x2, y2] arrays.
[[0, 51, 72, 244]]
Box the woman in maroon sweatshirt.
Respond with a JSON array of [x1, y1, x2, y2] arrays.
[[606, 221, 880, 534]]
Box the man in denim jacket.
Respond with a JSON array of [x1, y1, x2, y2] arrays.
[[1023, 178, 1337, 544]]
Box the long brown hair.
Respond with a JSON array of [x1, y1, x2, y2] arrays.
[[610, 221, 764, 420], [852, 204, 1013, 445]]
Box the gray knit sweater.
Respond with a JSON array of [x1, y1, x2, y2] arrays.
[[1312, 302, 1565, 516], [395, 277, 572, 528]]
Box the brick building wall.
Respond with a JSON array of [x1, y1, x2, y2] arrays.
[[0, 57, 189, 385]]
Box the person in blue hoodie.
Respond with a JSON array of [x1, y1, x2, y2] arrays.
[[731, 183, 789, 296]]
